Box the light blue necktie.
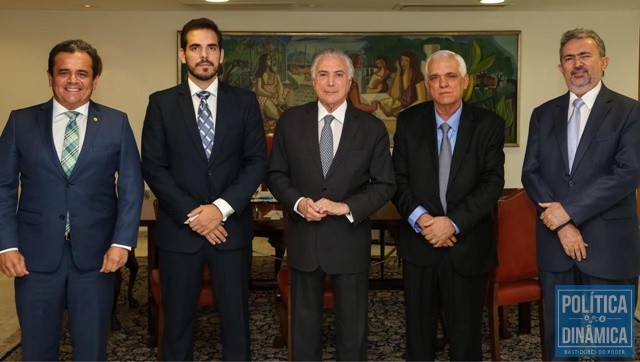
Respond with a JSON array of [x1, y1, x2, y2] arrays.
[[567, 98, 584, 171], [197, 91, 215, 159], [319, 114, 334, 178], [61, 111, 80, 239], [439, 123, 452, 212]]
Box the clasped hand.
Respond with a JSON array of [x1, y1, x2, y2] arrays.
[[298, 197, 349, 222], [417, 213, 456, 248], [538, 202, 571, 230], [188, 204, 228, 245]]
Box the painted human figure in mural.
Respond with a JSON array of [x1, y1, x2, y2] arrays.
[[254, 53, 292, 126], [379, 50, 427, 118]]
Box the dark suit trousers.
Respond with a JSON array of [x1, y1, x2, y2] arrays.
[[291, 266, 369, 361], [403, 254, 487, 361], [15, 241, 114, 361], [158, 244, 251, 361], [539, 266, 638, 361]]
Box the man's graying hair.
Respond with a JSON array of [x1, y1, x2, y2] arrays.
[[310, 49, 354, 80], [559, 28, 606, 61]]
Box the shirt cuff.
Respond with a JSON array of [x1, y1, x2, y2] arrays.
[[451, 221, 460, 234], [345, 212, 354, 223], [111, 244, 132, 251], [408, 206, 428, 233], [213, 198, 234, 221], [293, 197, 305, 217], [0, 247, 18, 254]]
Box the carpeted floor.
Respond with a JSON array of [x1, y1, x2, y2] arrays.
[[2, 256, 639, 361]]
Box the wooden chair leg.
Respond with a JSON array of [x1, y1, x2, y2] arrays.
[[157, 305, 165, 360], [537, 300, 547, 361], [126, 250, 139, 308], [499, 305, 512, 338], [287, 276, 292, 361], [518, 302, 532, 334], [489, 302, 501, 361], [272, 291, 288, 348]]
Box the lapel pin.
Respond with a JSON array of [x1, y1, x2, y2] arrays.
[[93, 117, 98, 123]]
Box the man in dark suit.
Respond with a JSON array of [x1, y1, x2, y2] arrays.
[[267, 49, 395, 360], [141, 18, 266, 360], [393, 50, 505, 360], [0, 39, 143, 360], [522, 28, 640, 360]]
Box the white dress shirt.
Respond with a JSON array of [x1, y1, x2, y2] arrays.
[[185, 77, 234, 223], [294, 100, 353, 222]]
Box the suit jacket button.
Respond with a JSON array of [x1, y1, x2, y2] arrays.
[[569, 180, 574, 187], [322, 187, 327, 192], [207, 171, 212, 176], [59, 215, 65, 220]]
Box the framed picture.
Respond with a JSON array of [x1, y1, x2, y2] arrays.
[[178, 31, 521, 146]]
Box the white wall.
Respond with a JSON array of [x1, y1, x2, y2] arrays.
[[0, 10, 638, 187]]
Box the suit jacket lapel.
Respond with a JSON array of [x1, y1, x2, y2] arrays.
[[210, 82, 229, 165], [70, 101, 101, 179], [448, 104, 474, 186], [38, 100, 67, 177], [177, 82, 209, 164], [327, 104, 360, 179], [552, 93, 571, 173], [572, 86, 611, 173], [303, 103, 324, 178], [420, 103, 440, 175]]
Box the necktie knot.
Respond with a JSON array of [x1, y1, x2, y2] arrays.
[[572, 98, 584, 110], [323, 114, 335, 127], [440, 122, 451, 134], [197, 91, 211, 101], [65, 111, 80, 123]]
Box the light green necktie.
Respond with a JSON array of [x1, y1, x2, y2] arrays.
[[61, 111, 80, 238]]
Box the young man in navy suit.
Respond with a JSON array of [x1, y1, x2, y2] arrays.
[[522, 28, 640, 360], [0, 39, 144, 360], [142, 18, 267, 360]]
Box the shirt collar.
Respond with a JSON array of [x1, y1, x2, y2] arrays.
[[52, 98, 90, 119], [317, 100, 347, 125], [434, 103, 463, 132], [569, 81, 602, 110], [188, 77, 219, 98]]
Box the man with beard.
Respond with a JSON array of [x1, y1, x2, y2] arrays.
[[522, 28, 640, 359], [141, 18, 267, 360]]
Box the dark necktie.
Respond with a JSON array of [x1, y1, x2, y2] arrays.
[[439, 123, 452, 212], [197, 91, 215, 159], [319, 114, 334, 178]]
